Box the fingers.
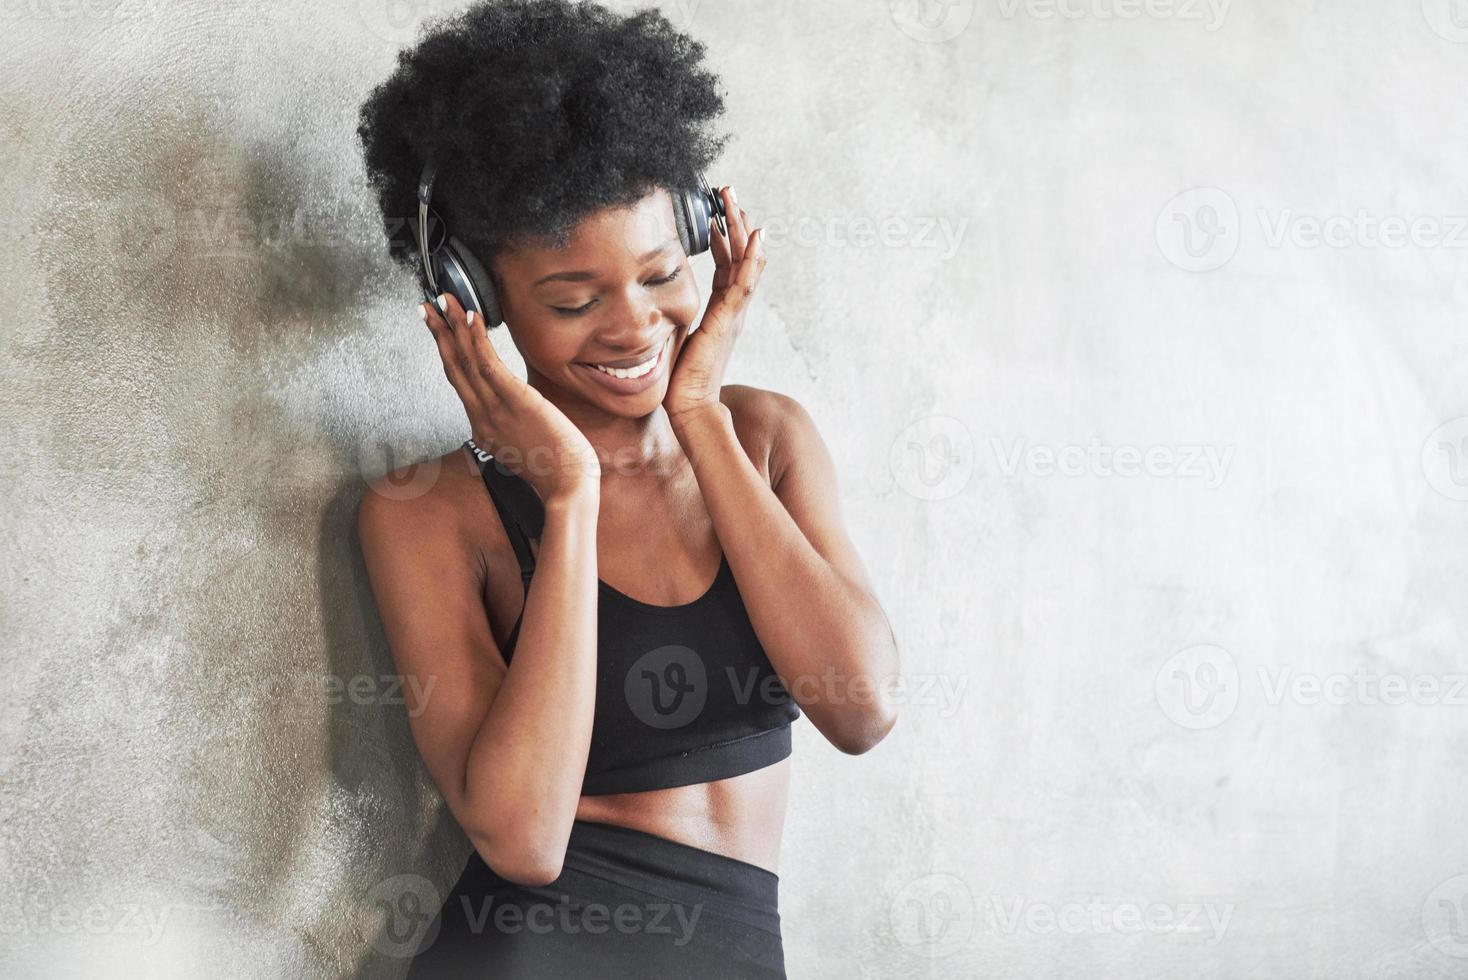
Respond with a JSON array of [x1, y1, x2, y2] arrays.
[[421, 297, 484, 417], [721, 186, 749, 262], [710, 186, 764, 301], [423, 291, 510, 401], [729, 226, 766, 303], [712, 186, 757, 294]]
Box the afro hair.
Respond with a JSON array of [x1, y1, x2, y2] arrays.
[[356, 0, 729, 293]]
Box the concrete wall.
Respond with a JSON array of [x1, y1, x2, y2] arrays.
[[4, 0, 1467, 976]]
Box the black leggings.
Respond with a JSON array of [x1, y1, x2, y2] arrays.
[[404, 820, 786, 979]]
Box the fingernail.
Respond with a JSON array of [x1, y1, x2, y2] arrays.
[[419, 305, 428, 321], [466, 310, 475, 326], [436, 294, 447, 312]]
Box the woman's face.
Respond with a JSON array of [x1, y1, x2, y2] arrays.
[[491, 187, 702, 419]]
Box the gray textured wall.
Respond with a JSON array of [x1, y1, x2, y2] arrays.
[[4, 0, 1468, 977]]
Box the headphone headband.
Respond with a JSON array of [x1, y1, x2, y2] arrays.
[[411, 158, 723, 330]]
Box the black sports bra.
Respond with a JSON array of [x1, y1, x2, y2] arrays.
[[464, 439, 801, 796]]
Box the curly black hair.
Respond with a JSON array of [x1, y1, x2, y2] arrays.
[[356, 0, 728, 301]]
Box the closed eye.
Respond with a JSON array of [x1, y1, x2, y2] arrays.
[[551, 267, 682, 317]]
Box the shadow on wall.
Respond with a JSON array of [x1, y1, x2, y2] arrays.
[[325, 484, 472, 978], [22, 66, 469, 975]]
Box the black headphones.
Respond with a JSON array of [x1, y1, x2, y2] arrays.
[[410, 160, 728, 328]]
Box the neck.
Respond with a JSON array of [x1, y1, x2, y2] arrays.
[[531, 378, 688, 484]]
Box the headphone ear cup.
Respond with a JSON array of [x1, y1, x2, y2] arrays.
[[440, 236, 504, 328], [671, 187, 697, 257], [670, 184, 712, 257]]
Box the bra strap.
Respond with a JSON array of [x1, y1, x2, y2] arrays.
[[463, 438, 545, 593]]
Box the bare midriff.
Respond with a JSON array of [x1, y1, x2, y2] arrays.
[[573, 757, 791, 874], [463, 428, 791, 876]]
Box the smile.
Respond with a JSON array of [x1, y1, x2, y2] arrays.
[[577, 335, 672, 394], [586, 336, 670, 378]]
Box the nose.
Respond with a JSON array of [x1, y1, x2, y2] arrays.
[[598, 282, 663, 349]]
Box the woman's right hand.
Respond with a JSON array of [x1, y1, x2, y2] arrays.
[[422, 292, 601, 504]]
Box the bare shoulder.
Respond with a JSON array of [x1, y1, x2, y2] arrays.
[[718, 383, 817, 491], [356, 444, 493, 563]]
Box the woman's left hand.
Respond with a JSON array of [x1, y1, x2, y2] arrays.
[[664, 185, 766, 427]]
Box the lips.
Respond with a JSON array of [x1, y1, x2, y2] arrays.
[[581, 335, 671, 373], [576, 335, 672, 395]]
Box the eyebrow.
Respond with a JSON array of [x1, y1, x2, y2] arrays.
[[531, 240, 676, 288]]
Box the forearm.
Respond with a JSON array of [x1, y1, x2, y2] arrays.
[[672, 404, 899, 752], [461, 490, 600, 868]]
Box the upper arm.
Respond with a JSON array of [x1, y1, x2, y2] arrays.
[[765, 390, 878, 598], [356, 477, 507, 843]]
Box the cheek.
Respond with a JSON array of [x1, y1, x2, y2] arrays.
[[666, 276, 701, 325]]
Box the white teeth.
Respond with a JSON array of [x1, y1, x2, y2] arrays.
[[590, 338, 667, 379]]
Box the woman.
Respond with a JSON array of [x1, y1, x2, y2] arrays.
[[354, 2, 899, 975]]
